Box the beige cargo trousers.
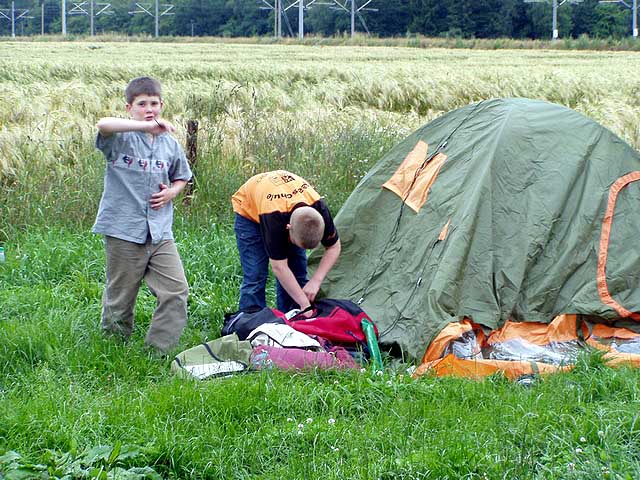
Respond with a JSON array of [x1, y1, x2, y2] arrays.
[[101, 236, 188, 353]]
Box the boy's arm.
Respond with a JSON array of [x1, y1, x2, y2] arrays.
[[150, 180, 188, 210], [270, 259, 312, 312], [303, 239, 341, 303], [96, 117, 175, 136]]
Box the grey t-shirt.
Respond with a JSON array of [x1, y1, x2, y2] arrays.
[[92, 130, 192, 244]]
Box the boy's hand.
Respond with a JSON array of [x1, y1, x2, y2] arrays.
[[150, 183, 177, 210], [150, 118, 176, 135], [303, 279, 321, 303]]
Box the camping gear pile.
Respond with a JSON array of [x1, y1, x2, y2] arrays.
[[172, 299, 382, 380], [309, 98, 640, 379]]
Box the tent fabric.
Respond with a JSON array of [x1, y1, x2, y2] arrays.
[[486, 314, 578, 346], [381, 140, 447, 213], [310, 98, 640, 362], [413, 315, 640, 379], [415, 354, 569, 380]]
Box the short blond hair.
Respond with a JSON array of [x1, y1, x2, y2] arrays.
[[289, 206, 325, 249]]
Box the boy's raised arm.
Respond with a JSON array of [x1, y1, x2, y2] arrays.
[[96, 117, 175, 136]]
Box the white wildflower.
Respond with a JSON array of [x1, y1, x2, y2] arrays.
[[328, 418, 336, 425], [580, 436, 587, 443], [575, 447, 583, 454], [306, 418, 313, 424]]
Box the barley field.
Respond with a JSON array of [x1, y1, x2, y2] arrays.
[[2, 41, 640, 479], [1, 41, 640, 232]]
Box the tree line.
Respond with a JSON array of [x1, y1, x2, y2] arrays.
[[0, 0, 635, 39]]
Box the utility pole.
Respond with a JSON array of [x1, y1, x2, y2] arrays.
[[129, 0, 174, 38], [328, 1, 377, 37], [155, 0, 158, 38], [41, 2, 44, 34], [551, 0, 558, 38], [62, 0, 66, 35], [68, 1, 112, 36], [298, 0, 303, 38], [0, 1, 31, 37], [258, 0, 283, 37], [524, 0, 582, 39], [350, 0, 355, 37]]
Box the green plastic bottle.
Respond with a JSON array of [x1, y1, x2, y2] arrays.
[[361, 318, 383, 373]]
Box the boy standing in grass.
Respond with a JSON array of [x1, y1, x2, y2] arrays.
[[93, 76, 192, 354], [232, 170, 341, 314]]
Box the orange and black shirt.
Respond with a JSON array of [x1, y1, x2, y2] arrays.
[[232, 170, 339, 260]]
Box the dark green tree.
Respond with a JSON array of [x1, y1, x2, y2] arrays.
[[407, 0, 452, 36], [364, 0, 409, 36], [447, 0, 475, 37], [592, 3, 631, 37], [570, 0, 599, 36], [471, 0, 517, 37]]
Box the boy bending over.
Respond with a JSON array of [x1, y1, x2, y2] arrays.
[[232, 170, 341, 313]]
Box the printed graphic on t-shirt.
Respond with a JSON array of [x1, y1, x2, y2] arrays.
[[265, 181, 311, 201], [263, 172, 296, 186], [112, 153, 169, 173]]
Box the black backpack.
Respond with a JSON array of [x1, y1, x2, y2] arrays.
[[221, 307, 286, 340]]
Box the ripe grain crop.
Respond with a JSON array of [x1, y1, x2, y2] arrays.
[[1, 41, 639, 232]]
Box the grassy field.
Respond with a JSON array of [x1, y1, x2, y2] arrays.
[[2, 41, 640, 478]]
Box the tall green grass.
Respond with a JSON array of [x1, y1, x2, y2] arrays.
[[2, 227, 640, 479]]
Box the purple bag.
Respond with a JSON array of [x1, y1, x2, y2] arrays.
[[250, 345, 358, 370]]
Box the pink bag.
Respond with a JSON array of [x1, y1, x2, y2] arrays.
[[285, 298, 378, 344], [250, 345, 358, 370]]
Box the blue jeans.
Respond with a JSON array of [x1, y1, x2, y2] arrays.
[[234, 214, 308, 313]]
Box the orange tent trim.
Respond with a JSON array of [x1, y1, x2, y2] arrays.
[[596, 171, 640, 320]]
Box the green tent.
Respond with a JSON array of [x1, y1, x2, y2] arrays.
[[312, 98, 640, 361]]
